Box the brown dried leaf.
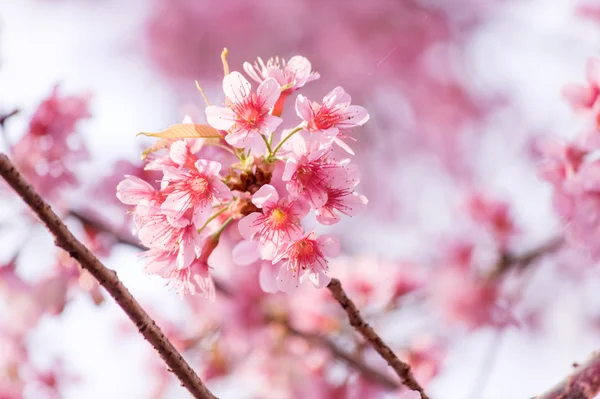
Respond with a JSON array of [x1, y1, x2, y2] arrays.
[[137, 124, 223, 140]]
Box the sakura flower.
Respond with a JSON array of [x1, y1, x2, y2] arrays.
[[296, 86, 369, 153], [243, 56, 320, 93], [274, 232, 340, 292], [282, 146, 348, 209], [135, 205, 201, 270], [161, 159, 232, 228], [205, 71, 282, 148], [315, 187, 368, 225], [238, 184, 310, 257]]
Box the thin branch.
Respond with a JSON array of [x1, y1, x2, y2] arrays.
[[488, 236, 564, 280], [327, 278, 429, 399], [280, 319, 400, 390], [0, 153, 217, 399], [534, 351, 600, 399]]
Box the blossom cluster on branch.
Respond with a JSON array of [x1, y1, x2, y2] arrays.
[[117, 53, 369, 298]]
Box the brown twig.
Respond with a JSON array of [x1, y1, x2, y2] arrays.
[[0, 153, 217, 399], [278, 318, 400, 390], [488, 236, 565, 280], [327, 278, 428, 398], [534, 351, 600, 399]]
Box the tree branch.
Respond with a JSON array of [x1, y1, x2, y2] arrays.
[[534, 351, 600, 399], [278, 318, 400, 390], [0, 153, 217, 399], [488, 236, 564, 280], [327, 278, 428, 398]]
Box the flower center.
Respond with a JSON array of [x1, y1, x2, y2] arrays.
[[190, 176, 209, 194], [270, 208, 287, 225]]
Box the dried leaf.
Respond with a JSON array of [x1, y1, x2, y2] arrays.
[[137, 124, 223, 140], [141, 139, 171, 160]]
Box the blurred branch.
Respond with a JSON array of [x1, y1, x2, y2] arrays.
[[488, 236, 564, 280], [274, 317, 400, 390], [534, 351, 600, 399], [0, 153, 217, 399], [327, 278, 429, 398]]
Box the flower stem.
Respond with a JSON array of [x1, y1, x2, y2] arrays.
[[261, 134, 274, 156], [270, 125, 303, 157], [197, 205, 230, 234]]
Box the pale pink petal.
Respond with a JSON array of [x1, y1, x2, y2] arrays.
[[225, 127, 254, 148], [169, 140, 190, 166], [344, 193, 368, 216], [205, 105, 236, 130], [323, 86, 351, 107], [259, 239, 278, 261], [223, 71, 251, 104], [305, 187, 329, 209], [257, 78, 281, 110], [232, 240, 259, 266], [177, 235, 196, 270], [195, 159, 220, 175], [116, 175, 155, 205], [286, 56, 312, 86], [238, 212, 261, 240], [210, 178, 233, 202], [192, 201, 212, 228], [282, 159, 299, 181], [193, 272, 216, 301], [290, 198, 310, 218], [258, 114, 283, 135], [307, 269, 330, 288], [317, 235, 340, 257], [252, 184, 279, 208], [243, 62, 262, 83], [315, 207, 340, 225], [295, 95, 313, 122], [276, 264, 301, 293], [265, 66, 285, 86], [259, 262, 280, 293], [162, 191, 191, 223], [340, 105, 370, 127]]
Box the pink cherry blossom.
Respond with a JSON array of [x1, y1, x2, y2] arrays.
[[315, 186, 368, 225], [238, 184, 310, 255], [295, 86, 369, 153], [243, 55, 320, 93], [160, 159, 232, 228], [274, 232, 340, 292], [282, 146, 348, 209], [205, 71, 282, 148]]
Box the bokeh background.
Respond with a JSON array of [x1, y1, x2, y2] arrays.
[[2, 0, 600, 398]]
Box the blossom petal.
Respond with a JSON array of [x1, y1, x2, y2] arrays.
[[257, 77, 281, 110], [211, 177, 233, 202], [223, 71, 251, 104], [258, 114, 283, 135], [252, 184, 279, 208], [116, 175, 155, 205], [192, 201, 212, 229], [205, 106, 236, 130], [259, 262, 281, 293], [225, 127, 254, 148], [232, 240, 260, 266], [169, 140, 190, 166], [317, 235, 340, 257], [238, 212, 261, 240], [295, 95, 313, 122], [323, 86, 351, 108]]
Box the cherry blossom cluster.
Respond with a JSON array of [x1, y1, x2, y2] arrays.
[[117, 54, 369, 297], [540, 58, 600, 257]]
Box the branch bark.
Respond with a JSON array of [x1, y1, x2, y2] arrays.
[[327, 278, 428, 398], [534, 351, 600, 399], [0, 153, 217, 399]]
